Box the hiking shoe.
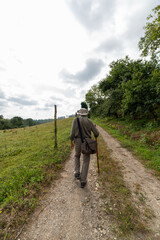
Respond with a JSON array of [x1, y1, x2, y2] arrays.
[[80, 182, 86, 188], [74, 173, 80, 180]]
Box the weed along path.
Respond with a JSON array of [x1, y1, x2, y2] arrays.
[[18, 150, 116, 240], [97, 126, 160, 238]]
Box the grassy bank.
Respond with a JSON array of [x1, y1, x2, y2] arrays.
[[94, 118, 160, 174], [0, 118, 73, 239]]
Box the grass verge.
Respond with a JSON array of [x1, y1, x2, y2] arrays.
[[97, 133, 151, 238], [0, 118, 73, 240], [94, 118, 160, 175]]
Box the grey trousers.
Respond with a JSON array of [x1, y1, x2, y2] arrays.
[[74, 138, 90, 182]]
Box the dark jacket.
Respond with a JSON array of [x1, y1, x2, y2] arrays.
[[70, 116, 99, 141]]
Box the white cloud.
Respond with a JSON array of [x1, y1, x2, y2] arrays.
[[66, 0, 117, 31], [0, 0, 159, 119], [60, 58, 104, 84], [7, 96, 38, 106], [0, 89, 5, 99]]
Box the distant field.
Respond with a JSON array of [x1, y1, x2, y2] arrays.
[[0, 117, 73, 239]]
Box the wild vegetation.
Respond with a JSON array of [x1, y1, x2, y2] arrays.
[[85, 57, 160, 121], [0, 118, 72, 239]]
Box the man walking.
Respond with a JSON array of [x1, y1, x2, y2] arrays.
[[70, 108, 99, 188]]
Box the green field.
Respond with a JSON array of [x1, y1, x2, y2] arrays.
[[0, 118, 73, 239]]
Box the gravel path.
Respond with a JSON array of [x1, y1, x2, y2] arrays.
[[18, 150, 116, 240]]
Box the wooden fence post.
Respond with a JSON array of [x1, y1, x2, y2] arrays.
[[54, 105, 57, 148]]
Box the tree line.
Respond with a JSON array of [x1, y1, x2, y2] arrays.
[[84, 5, 160, 122], [0, 115, 53, 130]]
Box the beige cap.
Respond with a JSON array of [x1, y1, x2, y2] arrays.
[[78, 108, 88, 116]]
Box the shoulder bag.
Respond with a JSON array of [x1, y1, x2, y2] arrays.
[[77, 117, 97, 154]]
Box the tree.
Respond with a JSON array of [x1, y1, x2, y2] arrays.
[[86, 56, 160, 120], [24, 118, 35, 126], [81, 101, 88, 109], [0, 119, 12, 129], [98, 57, 134, 118], [85, 85, 104, 108], [10, 116, 24, 128], [0, 115, 4, 119], [85, 85, 104, 116], [99, 56, 132, 93], [121, 60, 160, 119], [139, 5, 160, 59]]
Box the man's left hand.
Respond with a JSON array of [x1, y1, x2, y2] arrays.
[[70, 140, 74, 149]]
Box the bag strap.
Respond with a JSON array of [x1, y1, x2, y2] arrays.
[[77, 117, 84, 143]]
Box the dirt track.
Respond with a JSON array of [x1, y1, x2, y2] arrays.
[[98, 126, 160, 238], [18, 126, 160, 240], [18, 151, 116, 240]]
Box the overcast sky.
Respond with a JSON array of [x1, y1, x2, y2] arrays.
[[0, 0, 159, 119]]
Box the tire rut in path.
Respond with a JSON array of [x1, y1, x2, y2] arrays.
[[97, 126, 160, 238], [18, 150, 116, 240]]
